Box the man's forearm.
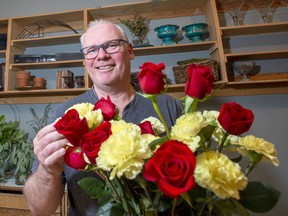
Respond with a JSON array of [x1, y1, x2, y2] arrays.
[[23, 165, 65, 216]]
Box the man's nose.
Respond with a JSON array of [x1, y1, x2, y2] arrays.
[[97, 47, 109, 59]]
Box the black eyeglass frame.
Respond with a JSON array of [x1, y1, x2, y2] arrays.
[[80, 39, 129, 60]]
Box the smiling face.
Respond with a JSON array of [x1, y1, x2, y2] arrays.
[[82, 22, 135, 90]]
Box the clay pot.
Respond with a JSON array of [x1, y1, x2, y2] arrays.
[[15, 71, 31, 87], [33, 77, 45, 88]]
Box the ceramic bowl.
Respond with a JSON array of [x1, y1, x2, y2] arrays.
[[182, 23, 208, 42], [154, 24, 179, 45]]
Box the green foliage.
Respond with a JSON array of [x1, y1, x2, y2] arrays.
[[119, 13, 150, 36], [26, 103, 53, 133], [0, 115, 34, 177], [239, 181, 281, 212]]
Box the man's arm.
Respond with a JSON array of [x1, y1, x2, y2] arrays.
[[24, 165, 65, 216], [23, 123, 68, 216]]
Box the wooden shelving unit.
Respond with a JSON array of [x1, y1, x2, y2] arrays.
[[0, 0, 287, 104]]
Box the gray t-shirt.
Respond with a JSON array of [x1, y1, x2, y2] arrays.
[[33, 88, 183, 215]]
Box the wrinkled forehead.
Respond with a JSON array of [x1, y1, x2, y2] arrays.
[[83, 23, 126, 47]]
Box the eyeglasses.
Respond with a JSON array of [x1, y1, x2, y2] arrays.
[[80, 39, 128, 60]]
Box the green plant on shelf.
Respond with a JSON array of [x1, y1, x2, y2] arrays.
[[119, 12, 150, 37]]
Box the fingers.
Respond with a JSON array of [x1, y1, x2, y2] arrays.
[[33, 123, 68, 175]]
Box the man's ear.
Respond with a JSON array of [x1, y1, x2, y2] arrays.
[[127, 43, 135, 60]]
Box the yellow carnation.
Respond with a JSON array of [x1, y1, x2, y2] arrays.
[[96, 120, 154, 180], [171, 112, 207, 152], [67, 103, 103, 129], [194, 151, 248, 200], [202, 110, 224, 142], [237, 135, 280, 166], [141, 116, 165, 136]]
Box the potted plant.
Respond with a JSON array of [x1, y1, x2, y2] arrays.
[[119, 12, 150, 46], [0, 115, 34, 185]]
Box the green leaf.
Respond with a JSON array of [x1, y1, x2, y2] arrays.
[[213, 199, 250, 216], [149, 136, 168, 151], [78, 176, 107, 199], [110, 203, 126, 216], [200, 124, 216, 141], [239, 181, 280, 213]]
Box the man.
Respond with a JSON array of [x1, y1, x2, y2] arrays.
[[24, 19, 183, 215]]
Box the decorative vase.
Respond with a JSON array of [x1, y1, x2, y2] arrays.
[[154, 24, 179, 45], [182, 23, 208, 42], [132, 34, 149, 47]]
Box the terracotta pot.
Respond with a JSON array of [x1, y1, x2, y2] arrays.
[[15, 71, 31, 88], [15, 71, 31, 79], [33, 77, 45, 88]]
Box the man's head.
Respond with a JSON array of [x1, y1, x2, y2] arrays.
[[80, 19, 135, 90]]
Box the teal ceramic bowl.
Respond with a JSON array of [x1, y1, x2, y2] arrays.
[[182, 23, 208, 42], [154, 24, 179, 45]]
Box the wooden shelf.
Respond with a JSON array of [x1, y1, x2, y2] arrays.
[[11, 34, 81, 47], [225, 50, 288, 61], [0, 88, 86, 104], [11, 59, 84, 70], [87, 0, 207, 21], [221, 22, 288, 37], [133, 41, 217, 56], [232, 72, 288, 83]]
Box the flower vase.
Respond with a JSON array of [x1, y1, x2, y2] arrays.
[[132, 34, 149, 47]]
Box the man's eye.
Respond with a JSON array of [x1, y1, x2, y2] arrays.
[[106, 42, 118, 49], [87, 47, 97, 54]]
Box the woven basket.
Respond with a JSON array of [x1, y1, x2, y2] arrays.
[[173, 59, 220, 84]]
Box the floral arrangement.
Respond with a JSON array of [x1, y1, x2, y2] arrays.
[[54, 62, 280, 215]]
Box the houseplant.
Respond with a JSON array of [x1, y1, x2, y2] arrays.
[[119, 12, 150, 46], [0, 115, 34, 184]]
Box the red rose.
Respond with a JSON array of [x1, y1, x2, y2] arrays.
[[218, 102, 254, 135], [143, 140, 196, 198], [184, 64, 215, 99], [64, 146, 87, 170], [138, 121, 155, 135], [54, 109, 89, 147], [81, 121, 112, 164], [138, 62, 167, 94], [94, 96, 118, 121]]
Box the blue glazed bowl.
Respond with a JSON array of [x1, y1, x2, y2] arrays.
[[182, 23, 208, 42], [154, 24, 179, 45]]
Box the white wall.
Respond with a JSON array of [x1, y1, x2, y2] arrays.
[[0, 1, 287, 215]]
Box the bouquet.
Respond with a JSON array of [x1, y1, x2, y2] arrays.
[[54, 62, 280, 215]]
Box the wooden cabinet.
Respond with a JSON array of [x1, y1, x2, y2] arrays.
[[0, 177, 68, 216], [0, 0, 287, 104]]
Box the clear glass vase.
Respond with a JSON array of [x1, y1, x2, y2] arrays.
[[132, 34, 149, 47]]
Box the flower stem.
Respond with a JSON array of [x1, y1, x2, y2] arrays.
[[171, 198, 177, 216], [218, 132, 229, 153], [136, 176, 158, 215], [151, 96, 170, 139]]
